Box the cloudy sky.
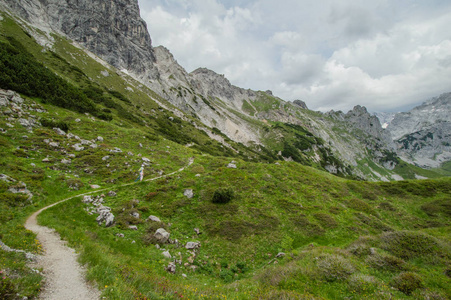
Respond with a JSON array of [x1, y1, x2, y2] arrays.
[[138, 0, 451, 113]]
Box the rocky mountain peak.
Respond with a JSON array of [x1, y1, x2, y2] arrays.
[[0, 0, 159, 81], [293, 100, 308, 110]]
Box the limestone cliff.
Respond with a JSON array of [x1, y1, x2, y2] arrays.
[[0, 0, 159, 81]]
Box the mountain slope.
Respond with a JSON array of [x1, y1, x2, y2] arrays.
[[386, 93, 451, 168]]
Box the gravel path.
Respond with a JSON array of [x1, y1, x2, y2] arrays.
[[25, 204, 101, 300], [24, 158, 194, 299]]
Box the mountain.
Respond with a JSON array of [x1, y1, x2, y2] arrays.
[[386, 93, 451, 168]]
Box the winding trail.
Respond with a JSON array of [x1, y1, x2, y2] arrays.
[[25, 158, 194, 299]]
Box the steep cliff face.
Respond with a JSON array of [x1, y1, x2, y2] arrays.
[[0, 0, 159, 81], [387, 93, 451, 168]]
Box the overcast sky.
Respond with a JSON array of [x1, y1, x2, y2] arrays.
[[138, 0, 451, 113]]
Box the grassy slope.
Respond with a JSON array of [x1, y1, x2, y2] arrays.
[[0, 12, 450, 299]]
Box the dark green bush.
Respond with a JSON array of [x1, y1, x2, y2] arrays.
[[212, 188, 234, 204], [219, 269, 234, 283], [40, 118, 69, 132], [366, 253, 407, 272], [392, 272, 423, 295]]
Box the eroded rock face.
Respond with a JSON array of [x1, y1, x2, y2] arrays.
[[0, 0, 158, 81], [387, 93, 451, 168]]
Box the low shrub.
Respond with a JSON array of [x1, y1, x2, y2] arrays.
[[421, 199, 451, 217], [40, 118, 69, 132], [379, 231, 450, 260], [211, 188, 234, 204], [365, 253, 407, 272], [144, 192, 159, 201], [313, 212, 338, 228], [347, 273, 379, 294], [391, 272, 423, 295], [219, 269, 234, 283], [316, 254, 356, 282]]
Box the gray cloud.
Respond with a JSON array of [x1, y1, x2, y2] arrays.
[[138, 0, 451, 113]]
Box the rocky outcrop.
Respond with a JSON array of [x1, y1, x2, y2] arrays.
[[0, 0, 159, 81], [387, 93, 451, 168]]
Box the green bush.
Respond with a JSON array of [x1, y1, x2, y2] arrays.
[[379, 231, 450, 260], [219, 269, 234, 283], [391, 272, 423, 295], [365, 253, 407, 272], [316, 254, 356, 282], [313, 212, 338, 228], [211, 188, 234, 204], [40, 118, 69, 132], [347, 273, 379, 294]]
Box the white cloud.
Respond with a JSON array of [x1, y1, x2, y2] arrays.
[[139, 0, 451, 113]]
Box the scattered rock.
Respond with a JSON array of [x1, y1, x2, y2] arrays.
[[54, 128, 66, 136], [0, 174, 16, 183], [107, 191, 117, 197], [96, 205, 115, 227], [185, 242, 200, 250], [162, 251, 172, 259], [61, 159, 71, 165], [110, 147, 122, 153], [183, 189, 194, 199], [116, 233, 125, 238], [128, 225, 138, 230], [75, 118, 81, 123], [102, 155, 110, 161], [227, 163, 237, 169], [154, 228, 170, 244], [72, 144, 84, 151], [195, 174, 201, 177], [148, 215, 161, 222], [182, 273, 187, 278], [276, 252, 286, 258], [130, 212, 140, 219], [8, 182, 33, 200], [42, 157, 50, 162], [194, 228, 201, 235], [97, 136, 104, 142], [142, 157, 151, 163], [166, 262, 176, 274], [90, 185, 101, 189]]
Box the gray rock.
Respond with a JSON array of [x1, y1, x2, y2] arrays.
[[111, 147, 122, 153], [185, 242, 200, 250], [128, 225, 138, 230], [42, 157, 50, 162], [148, 215, 161, 222], [166, 262, 176, 274], [0, 174, 16, 183], [48, 142, 59, 147], [72, 144, 84, 151], [75, 118, 81, 123], [276, 252, 286, 258], [116, 233, 125, 238], [162, 250, 172, 259], [90, 184, 101, 189], [61, 158, 71, 165], [130, 212, 140, 219], [8, 182, 33, 200], [194, 228, 201, 235], [107, 191, 117, 197], [102, 155, 110, 161], [54, 127, 66, 136], [154, 228, 170, 244], [183, 189, 194, 199], [82, 195, 93, 203], [142, 157, 151, 163], [227, 163, 237, 169]]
